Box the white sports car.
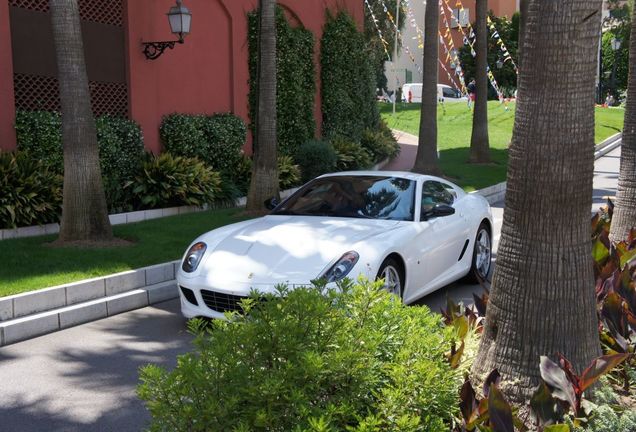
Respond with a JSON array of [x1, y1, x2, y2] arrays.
[[177, 171, 493, 319]]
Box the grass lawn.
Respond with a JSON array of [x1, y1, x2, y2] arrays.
[[380, 102, 625, 191], [0, 208, 251, 297]]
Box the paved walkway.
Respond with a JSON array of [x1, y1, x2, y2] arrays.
[[381, 130, 419, 171]]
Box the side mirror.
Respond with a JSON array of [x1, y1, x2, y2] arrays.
[[421, 203, 455, 220], [264, 197, 280, 210]]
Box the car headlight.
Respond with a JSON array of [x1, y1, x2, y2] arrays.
[[182, 242, 207, 273], [320, 251, 359, 283]]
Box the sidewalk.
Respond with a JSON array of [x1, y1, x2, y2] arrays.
[[381, 130, 419, 171]]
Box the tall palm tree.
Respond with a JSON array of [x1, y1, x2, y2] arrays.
[[50, 0, 112, 242], [247, 0, 279, 212], [412, 0, 442, 175], [469, 0, 491, 163], [472, 0, 603, 403], [609, 5, 636, 243]]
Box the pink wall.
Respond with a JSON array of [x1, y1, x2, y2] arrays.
[[0, 2, 16, 151], [125, 0, 362, 154]]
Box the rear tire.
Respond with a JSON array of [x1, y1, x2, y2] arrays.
[[465, 223, 492, 284], [376, 257, 404, 298]]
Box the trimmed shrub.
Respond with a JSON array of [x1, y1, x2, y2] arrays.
[[295, 139, 337, 182], [321, 11, 379, 142], [14, 111, 145, 212], [95, 116, 145, 212], [0, 151, 62, 229], [360, 123, 400, 164], [331, 136, 373, 171], [248, 7, 316, 156], [138, 279, 458, 431], [126, 153, 222, 209], [14, 111, 63, 173], [159, 113, 246, 176]]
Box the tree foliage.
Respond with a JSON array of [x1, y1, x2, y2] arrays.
[[459, 12, 519, 97]]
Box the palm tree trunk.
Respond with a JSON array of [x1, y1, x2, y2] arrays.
[[50, 0, 112, 242], [609, 6, 636, 243], [472, 0, 602, 403], [469, 0, 491, 163], [246, 0, 279, 212], [412, 0, 442, 175], [518, 0, 528, 71]]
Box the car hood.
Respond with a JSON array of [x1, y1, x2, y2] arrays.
[[196, 215, 401, 286]]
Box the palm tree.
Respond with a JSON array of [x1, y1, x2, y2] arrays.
[[609, 5, 636, 243], [412, 0, 442, 175], [246, 0, 279, 212], [472, 0, 603, 403], [50, 0, 113, 242], [469, 0, 491, 163]]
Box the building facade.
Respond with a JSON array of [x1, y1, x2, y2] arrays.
[[385, 0, 519, 93], [0, 0, 362, 153]]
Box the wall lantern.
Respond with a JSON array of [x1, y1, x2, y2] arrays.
[[611, 37, 622, 52], [142, 0, 192, 60]]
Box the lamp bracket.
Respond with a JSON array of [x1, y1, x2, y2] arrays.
[[142, 39, 183, 60]]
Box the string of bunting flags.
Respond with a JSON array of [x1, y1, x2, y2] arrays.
[[487, 16, 518, 74], [366, 0, 516, 100]]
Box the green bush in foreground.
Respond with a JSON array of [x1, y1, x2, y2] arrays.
[[138, 279, 458, 431]]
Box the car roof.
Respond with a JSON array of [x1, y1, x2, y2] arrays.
[[318, 170, 451, 184]]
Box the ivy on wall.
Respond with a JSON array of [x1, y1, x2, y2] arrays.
[[321, 11, 379, 143], [248, 7, 316, 157]]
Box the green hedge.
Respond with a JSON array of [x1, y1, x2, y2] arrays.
[[248, 7, 316, 157], [321, 11, 379, 142], [139, 279, 458, 431], [0, 151, 62, 229], [159, 113, 246, 177], [14, 111, 145, 212]]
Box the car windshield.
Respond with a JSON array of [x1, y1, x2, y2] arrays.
[[272, 175, 416, 221]]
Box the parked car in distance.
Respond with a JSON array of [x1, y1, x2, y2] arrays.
[[401, 83, 467, 104], [177, 172, 493, 319]]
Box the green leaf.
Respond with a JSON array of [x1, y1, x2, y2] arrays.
[[592, 238, 610, 263], [544, 425, 570, 432]]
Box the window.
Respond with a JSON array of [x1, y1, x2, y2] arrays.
[[442, 87, 458, 98], [450, 8, 470, 28], [421, 181, 455, 216]]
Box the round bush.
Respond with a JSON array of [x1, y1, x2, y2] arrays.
[[14, 110, 63, 173], [138, 279, 459, 431], [295, 139, 337, 182], [0, 151, 62, 229]]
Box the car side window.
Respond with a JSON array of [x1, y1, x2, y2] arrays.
[[421, 181, 455, 216], [442, 88, 456, 98]]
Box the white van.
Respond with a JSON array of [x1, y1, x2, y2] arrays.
[[401, 83, 467, 103]]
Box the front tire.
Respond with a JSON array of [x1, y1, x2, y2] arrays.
[[466, 223, 492, 283], [376, 258, 404, 298]]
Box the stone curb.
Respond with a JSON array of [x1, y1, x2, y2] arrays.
[[469, 132, 622, 206], [0, 262, 181, 346]]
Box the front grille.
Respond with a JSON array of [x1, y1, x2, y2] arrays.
[[200, 290, 247, 313]]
